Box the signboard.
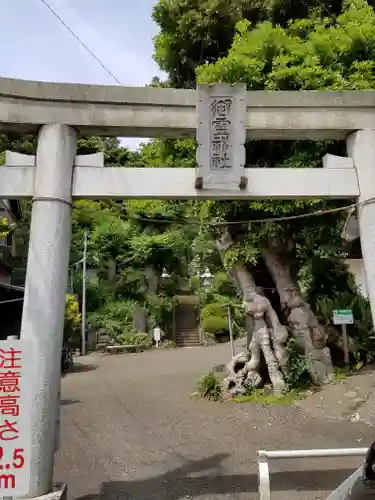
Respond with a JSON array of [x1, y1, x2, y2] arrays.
[[333, 309, 354, 325], [196, 83, 246, 190], [0, 340, 33, 496]]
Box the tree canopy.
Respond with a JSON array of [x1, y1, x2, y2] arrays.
[[152, 0, 353, 88]]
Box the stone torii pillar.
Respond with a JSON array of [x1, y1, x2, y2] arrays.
[[7, 124, 103, 498], [327, 130, 375, 328], [346, 130, 375, 327], [20, 124, 76, 498]]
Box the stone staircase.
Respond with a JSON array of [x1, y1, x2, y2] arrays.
[[174, 299, 200, 347]]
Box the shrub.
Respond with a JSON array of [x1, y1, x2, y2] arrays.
[[87, 299, 138, 343], [116, 332, 152, 347], [201, 303, 227, 320], [64, 294, 81, 346], [284, 339, 312, 390], [145, 293, 176, 328], [211, 272, 236, 296], [202, 316, 229, 335], [197, 372, 222, 401], [163, 340, 177, 348], [315, 291, 375, 362]]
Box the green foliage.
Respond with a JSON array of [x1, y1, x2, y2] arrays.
[[196, 0, 375, 91], [284, 339, 312, 389], [117, 332, 152, 347], [88, 300, 138, 343], [163, 339, 177, 348], [202, 316, 229, 335], [152, 0, 346, 88], [211, 271, 237, 296], [315, 291, 375, 361], [64, 294, 81, 346], [201, 302, 227, 319], [233, 388, 307, 404], [145, 293, 177, 328], [200, 282, 245, 338], [0, 216, 9, 238], [196, 372, 222, 401], [193, 0, 375, 268]]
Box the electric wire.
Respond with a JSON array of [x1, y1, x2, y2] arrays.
[[38, 0, 123, 85]]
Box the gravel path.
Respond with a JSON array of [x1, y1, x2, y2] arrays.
[[55, 345, 374, 500]]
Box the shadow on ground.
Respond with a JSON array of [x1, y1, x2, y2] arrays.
[[63, 363, 99, 374], [60, 399, 80, 406], [73, 453, 354, 500]]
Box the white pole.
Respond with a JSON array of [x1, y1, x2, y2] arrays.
[[228, 305, 234, 357], [70, 266, 74, 292], [81, 230, 88, 356], [19, 124, 76, 497]]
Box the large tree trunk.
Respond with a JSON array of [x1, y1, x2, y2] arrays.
[[260, 237, 334, 385], [216, 230, 288, 393]]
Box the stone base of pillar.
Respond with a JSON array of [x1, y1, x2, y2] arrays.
[[23, 484, 67, 500]]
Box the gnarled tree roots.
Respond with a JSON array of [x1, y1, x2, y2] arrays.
[[223, 311, 288, 396], [222, 352, 263, 396]]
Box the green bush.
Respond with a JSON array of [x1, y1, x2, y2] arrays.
[[117, 332, 152, 347], [315, 291, 375, 362], [201, 303, 227, 320], [163, 339, 177, 348], [284, 339, 312, 390], [145, 293, 176, 328], [87, 299, 137, 343], [211, 272, 236, 296], [197, 372, 222, 401], [202, 316, 229, 335], [64, 294, 81, 346]]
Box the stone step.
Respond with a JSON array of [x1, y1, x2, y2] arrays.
[[176, 340, 201, 346], [176, 330, 199, 336]]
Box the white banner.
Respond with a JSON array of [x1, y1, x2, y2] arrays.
[[0, 340, 33, 496]]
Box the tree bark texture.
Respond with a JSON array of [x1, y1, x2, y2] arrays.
[[216, 230, 288, 394], [260, 237, 333, 385]]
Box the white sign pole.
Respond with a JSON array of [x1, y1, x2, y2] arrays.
[[227, 306, 235, 358], [342, 324, 349, 365]]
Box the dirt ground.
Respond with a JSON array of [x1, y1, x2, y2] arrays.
[[55, 344, 375, 500]]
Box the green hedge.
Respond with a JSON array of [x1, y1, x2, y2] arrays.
[[202, 316, 228, 335], [201, 303, 227, 320]]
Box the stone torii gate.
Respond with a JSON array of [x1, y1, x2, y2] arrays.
[[0, 76, 375, 498]]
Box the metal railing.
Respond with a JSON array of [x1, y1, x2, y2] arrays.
[[257, 447, 368, 500]]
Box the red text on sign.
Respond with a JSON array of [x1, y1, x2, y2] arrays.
[[0, 421, 19, 441], [0, 372, 20, 394], [0, 396, 19, 417], [0, 474, 15, 488], [0, 349, 22, 370]]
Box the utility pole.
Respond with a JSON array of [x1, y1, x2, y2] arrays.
[[81, 230, 88, 355]]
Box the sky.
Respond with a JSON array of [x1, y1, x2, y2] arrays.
[[0, 0, 165, 150]]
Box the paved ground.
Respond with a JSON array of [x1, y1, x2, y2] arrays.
[[55, 344, 375, 500]]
